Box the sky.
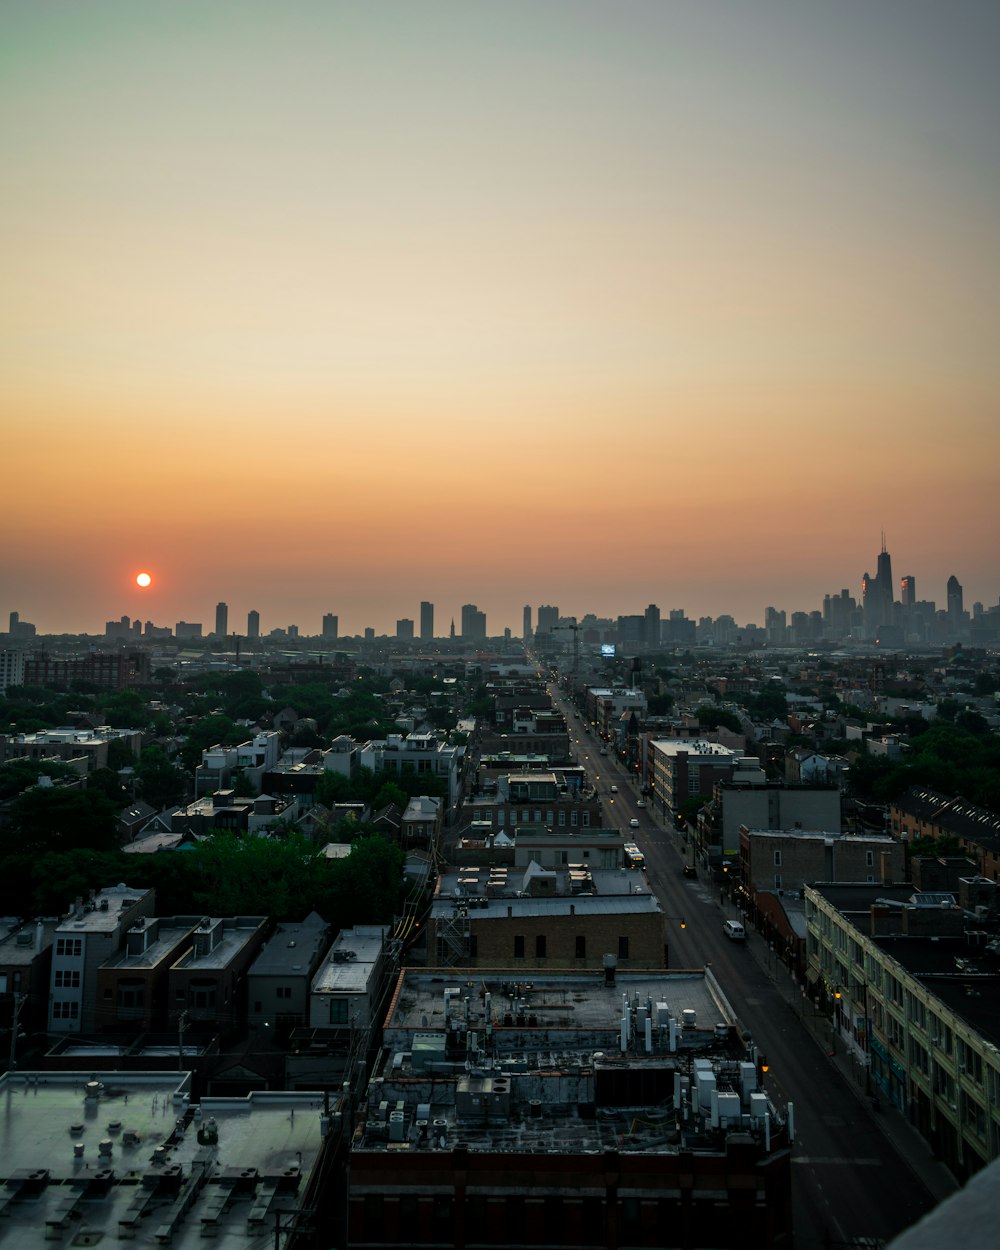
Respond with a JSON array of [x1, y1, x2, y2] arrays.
[[3, 1, 999, 637]]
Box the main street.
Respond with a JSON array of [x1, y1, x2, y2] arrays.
[[548, 679, 938, 1249]]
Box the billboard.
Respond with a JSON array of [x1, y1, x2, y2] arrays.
[[600, 643, 616, 658]]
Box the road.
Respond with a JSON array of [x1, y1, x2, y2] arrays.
[[551, 681, 937, 1248]]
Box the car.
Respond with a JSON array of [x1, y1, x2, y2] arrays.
[[682, 864, 697, 879], [636, 798, 646, 808], [722, 920, 746, 941], [629, 818, 640, 828], [610, 784, 618, 793]]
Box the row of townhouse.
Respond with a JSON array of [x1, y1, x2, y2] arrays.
[[1, 884, 396, 1056]]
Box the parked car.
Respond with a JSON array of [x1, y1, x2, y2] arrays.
[[683, 864, 697, 879], [610, 784, 618, 793], [629, 817, 640, 828], [722, 920, 746, 941]]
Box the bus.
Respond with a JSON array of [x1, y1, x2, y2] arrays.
[[624, 842, 645, 871]]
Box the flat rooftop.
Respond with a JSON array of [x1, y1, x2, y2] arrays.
[[0, 1071, 327, 1250]]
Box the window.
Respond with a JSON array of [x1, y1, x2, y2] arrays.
[[618, 936, 630, 959], [54, 969, 80, 988], [329, 998, 350, 1024], [773, 850, 782, 867], [866, 850, 875, 867], [546, 810, 553, 825], [469, 934, 478, 958], [535, 935, 547, 958], [117, 981, 145, 1010], [571, 811, 578, 826], [514, 936, 525, 958], [558, 811, 566, 826], [276, 986, 292, 1000], [496, 810, 505, 826], [55, 938, 82, 958], [774, 875, 782, 891], [582, 811, 590, 827], [52, 1001, 79, 1020], [533, 810, 541, 823], [575, 935, 586, 959]]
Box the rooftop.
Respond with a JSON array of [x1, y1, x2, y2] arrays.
[[0, 1071, 327, 1250]]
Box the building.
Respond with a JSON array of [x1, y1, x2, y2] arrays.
[[0, 1069, 337, 1250], [22, 649, 150, 690], [400, 795, 442, 847], [396, 618, 415, 641], [175, 620, 203, 639], [889, 788, 1000, 881], [0, 726, 143, 772], [94, 915, 201, 1032], [739, 827, 904, 898], [462, 771, 602, 835], [650, 739, 760, 816], [805, 879, 1000, 1182], [522, 604, 532, 640], [461, 603, 487, 640], [710, 781, 842, 859], [901, 575, 917, 608], [309, 925, 391, 1032], [48, 886, 157, 1034], [168, 915, 269, 1030], [947, 576, 965, 626], [420, 601, 434, 641], [247, 609, 260, 638], [214, 602, 228, 639], [193, 730, 282, 796], [536, 604, 559, 636], [358, 732, 462, 806], [426, 861, 668, 970], [322, 612, 338, 640], [0, 917, 58, 1034], [347, 967, 792, 1248], [0, 647, 25, 693], [246, 911, 330, 1036]]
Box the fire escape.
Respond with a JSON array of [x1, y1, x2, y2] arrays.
[[436, 901, 472, 966]]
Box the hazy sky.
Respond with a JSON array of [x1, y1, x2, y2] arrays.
[[3, 1, 999, 636]]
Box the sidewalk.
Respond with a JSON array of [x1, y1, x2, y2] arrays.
[[740, 917, 960, 1206]]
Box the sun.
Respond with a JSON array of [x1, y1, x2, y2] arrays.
[[135, 572, 152, 588]]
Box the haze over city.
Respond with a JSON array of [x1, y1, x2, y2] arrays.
[[3, 1, 999, 635]]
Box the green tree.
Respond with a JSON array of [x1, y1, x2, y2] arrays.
[[695, 705, 742, 734], [3, 788, 119, 859], [135, 745, 187, 809], [88, 767, 128, 805], [373, 781, 407, 811], [101, 691, 150, 729]]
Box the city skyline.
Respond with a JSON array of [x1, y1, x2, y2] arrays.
[[4, 538, 994, 640], [3, 3, 999, 635]]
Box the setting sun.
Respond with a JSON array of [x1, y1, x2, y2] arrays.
[[135, 572, 152, 588]]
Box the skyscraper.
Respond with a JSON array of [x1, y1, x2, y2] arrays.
[[644, 603, 661, 647], [862, 535, 895, 637], [247, 610, 260, 639], [461, 603, 487, 640], [215, 602, 228, 638], [322, 613, 339, 640], [420, 601, 434, 641], [523, 605, 532, 640], [947, 576, 964, 622], [536, 605, 559, 635], [397, 618, 415, 641], [900, 576, 916, 608]]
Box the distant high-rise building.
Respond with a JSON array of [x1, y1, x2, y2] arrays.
[[947, 575, 964, 622], [523, 605, 532, 639], [397, 618, 415, 641], [644, 604, 661, 647], [287, 624, 299, 639], [862, 535, 895, 637], [247, 610, 260, 638], [176, 621, 203, 639], [536, 605, 559, 636], [420, 601, 434, 641], [461, 603, 487, 640], [215, 602, 228, 638], [322, 613, 338, 640], [364, 627, 375, 642], [900, 576, 916, 608]]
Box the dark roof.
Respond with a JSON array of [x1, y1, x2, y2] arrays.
[[893, 787, 1000, 849]]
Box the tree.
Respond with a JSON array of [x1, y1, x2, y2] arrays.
[[101, 691, 150, 729], [179, 714, 246, 771], [316, 770, 355, 806], [135, 745, 187, 809], [3, 788, 119, 859], [373, 781, 407, 811], [88, 767, 128, 805], [695, 705, 742, 734], [646, 693, 675, 716]]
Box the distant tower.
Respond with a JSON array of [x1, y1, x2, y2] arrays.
[[450, 618, 456, 640], [322, 613, 338, 641], [947, 576, 964, 621], [536, 605, 559, 636], [420, 601, 434, 642], [397, 618, 415, 641], [215, 602, 228, 638], [461, 604, 487, 640], [900, 576, 916, 608], [644, 603, 661, 647], [523, 604, 532, 640], [247, 610, 260, 639]]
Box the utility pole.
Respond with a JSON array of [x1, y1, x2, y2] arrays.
[[177, 1010, 189, 1072], [8, 993, 26, 1071]]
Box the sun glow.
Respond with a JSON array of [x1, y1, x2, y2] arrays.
[[135, 572, 152, 588]]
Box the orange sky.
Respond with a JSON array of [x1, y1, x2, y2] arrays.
[[2, 2, 999, 635]]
